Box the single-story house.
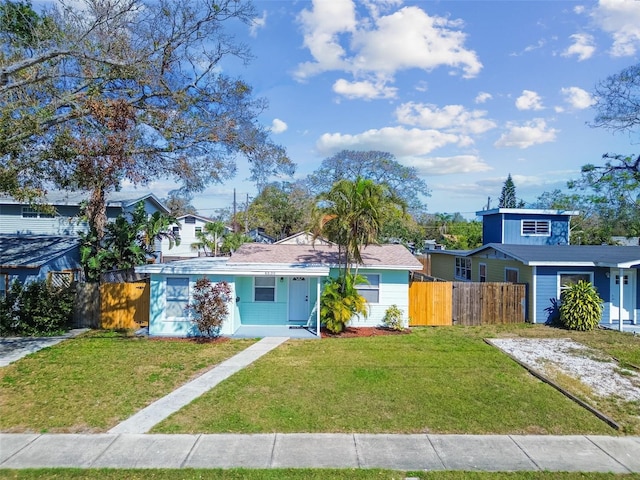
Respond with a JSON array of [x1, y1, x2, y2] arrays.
[[430, 242, 640, 328], [135, 242, 423, 338], [0, 235, 81, 297]]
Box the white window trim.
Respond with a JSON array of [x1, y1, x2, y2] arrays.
[[556, 271, 594, 298], [521, 219, 550, 237], [21, 206, 56, 219], [356, 273, 380, 304], [505, 267, 519, 283], [454, 257, 472, 281], [254, 276, 276, 302], [165, 276, 190, 320]]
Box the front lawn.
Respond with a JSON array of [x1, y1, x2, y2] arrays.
[[152, 325, 622, 435], [0, 331, 256, 432]]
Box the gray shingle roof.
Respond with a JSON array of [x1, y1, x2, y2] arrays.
[[472, 243, 640, 268], [0, 236, 80, 268]]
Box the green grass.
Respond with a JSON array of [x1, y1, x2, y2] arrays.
[[0, 330, 256, 432], [0, 470, 638, 480], [152, 325, 620, 435]]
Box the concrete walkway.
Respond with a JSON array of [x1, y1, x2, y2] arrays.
[[109, 336, 289, 434], [1, 433, 639, 471]]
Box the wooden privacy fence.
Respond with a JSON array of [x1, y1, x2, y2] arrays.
[[409, 281, 527, 326], [100, 281, 150, 329]]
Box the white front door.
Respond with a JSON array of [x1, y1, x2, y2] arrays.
[[289, 276, 309, 322], [610, 269, 636, 322]]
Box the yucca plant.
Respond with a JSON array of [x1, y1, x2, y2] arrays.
[[320, 273, 368, 333], [559, 280, 603, 331]]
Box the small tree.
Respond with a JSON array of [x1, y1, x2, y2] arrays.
[[320, 274, 368, 334], [559, 280, 603, 331], [188, 278, 231, 338], [498, 174, 517, 208]]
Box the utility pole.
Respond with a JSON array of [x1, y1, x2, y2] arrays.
[[245, 193, 249, 233], [232, 188, 237, 233]]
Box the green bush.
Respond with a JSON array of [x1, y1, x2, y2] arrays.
[[0, 279, 74, 336], [559, 280, 603, 331], [320, 273, 368, 333], [382, 304, 405, 331]]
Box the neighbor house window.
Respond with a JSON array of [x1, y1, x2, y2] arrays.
[[21, 206, 55, 218], [479, 263, 487, 283], [195, 227, 202, 234], [505, 268, 519, 283], [356, 274, 380, 303], [558, 272, 593, 296], [455, 257, 472, 281], [0, 274, 7, 299], [521, 220, 550, 236], [254, 276, 276, 302], [166, 277, 190, 318]]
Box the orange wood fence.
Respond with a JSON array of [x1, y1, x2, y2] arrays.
[[100, 281, 150, 329]]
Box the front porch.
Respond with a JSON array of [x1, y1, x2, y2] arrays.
[[600, 321, 640, 335], [232, 325, 320, 339]]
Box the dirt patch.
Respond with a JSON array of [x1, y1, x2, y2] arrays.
[[321, 326, 410, 338]]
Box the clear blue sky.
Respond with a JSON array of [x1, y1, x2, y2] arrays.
[[138, 1, 640, 217]]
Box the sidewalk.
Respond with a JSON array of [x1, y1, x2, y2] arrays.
[[1, 433, 639, 471]]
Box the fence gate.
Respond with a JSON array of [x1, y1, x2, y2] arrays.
[[409, 281, 452, 326], [100, 281, 150, 329]]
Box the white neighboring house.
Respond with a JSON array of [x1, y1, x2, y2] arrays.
[[160, 214, 226, 261]]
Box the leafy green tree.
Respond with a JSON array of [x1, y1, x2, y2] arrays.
[[164, 191, 198, 217], [80, 201, 178, 281], [559, 281, 603, 331], [220, 232, 251, 255], [320, 274, 368, 334], [246, 183, 313, 240], [305, 150, 429, 213], [0, 0, 292, 238]]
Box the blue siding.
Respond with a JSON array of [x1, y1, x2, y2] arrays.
[[534, 266, 611, 324], [482, 215, 503, 244], [481, 212, 572, 246]]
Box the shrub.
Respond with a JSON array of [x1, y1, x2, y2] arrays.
[[559, 280, 603, 331], [188, 277, 231, 338], [320, 273, 368, 333], [0, 279, 74, 336], [382, 304, 405, 331]]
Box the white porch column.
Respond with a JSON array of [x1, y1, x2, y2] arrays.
[[619, 267, 625, 332]]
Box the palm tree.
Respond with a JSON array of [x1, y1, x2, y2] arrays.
[[317, 177, 404, 276], [191, 221, 226, 257]]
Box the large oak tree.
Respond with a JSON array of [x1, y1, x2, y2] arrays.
[[0, 0, 293, 237]]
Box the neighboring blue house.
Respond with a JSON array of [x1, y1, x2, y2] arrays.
[[430, 208, 640, 330], [0, 191, 169, 293], [135, 242, 423, 338]]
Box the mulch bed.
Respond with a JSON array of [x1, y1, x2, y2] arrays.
[[321, 326, 411, 338]]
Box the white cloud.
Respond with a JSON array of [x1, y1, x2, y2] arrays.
[[592, 0, 640, 57], [295, 1, 482, 90], [562, 33, 595, 61], [333, 78, 397, 100], [403, 155, 492, 176], [395, 102, 496, 135], [475, 92, 493, 104], [270, 118, 288, 134], [316, 126, 459, 157], [250, 10, 268, 37], [494, 119, 558, 149], [515, 90, 544, 111], [560, 86, 595, 109]]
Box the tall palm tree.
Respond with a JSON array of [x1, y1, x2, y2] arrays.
[[191, 221, 226, 256], [317, 177, 404, 276]]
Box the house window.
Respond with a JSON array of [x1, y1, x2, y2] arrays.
[[479, 263, 487, 283], [184, 216, 196, 224], [0, 274, 7, 300], [195, 227, 202, 234], [505, 268, 519, 283], [521, 220, 550, 236], [356, 274, 380, 303], [166, 277, 189, 318], [615, 274, 629, 286], [558, 272, 593, 298], [254, 276, 276, 302], [455, 257, 472, 281], [48, 271, 73, 288], [21, 206, 55, 218], [172, 226, 180, 236]]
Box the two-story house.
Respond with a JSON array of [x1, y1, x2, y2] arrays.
[[429, 208, 640, 330], [0, 191, 169, 294]]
